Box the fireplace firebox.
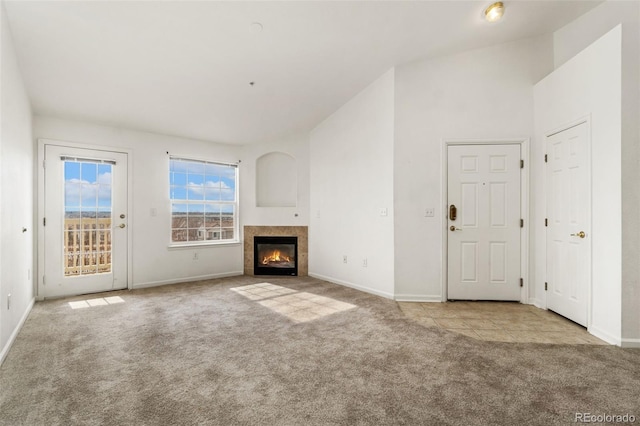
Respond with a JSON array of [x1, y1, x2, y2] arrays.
[[253, 236, 298, 276]]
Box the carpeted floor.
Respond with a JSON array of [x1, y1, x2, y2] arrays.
[[1, 276, 639, 425]]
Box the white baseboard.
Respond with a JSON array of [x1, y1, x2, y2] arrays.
[[621, 338, 640, 349], [0, 297, 35, 366], [309, 273, 394, 300], [395, 294, 443, 302], [588, 325, 621, 346], [529, 298, 545, 309], [133, 271, 244, 289]]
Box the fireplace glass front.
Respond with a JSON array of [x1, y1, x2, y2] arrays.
[[253, 236, 298, 276]]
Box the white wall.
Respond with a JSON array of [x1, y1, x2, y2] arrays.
[[393, 36, 554, 301], [240, 133, 309, 227], [309, 69, 395, 299], [33, 116, 244, 289], [533, 26, 623, 345], [551, 0, 640, 348], [0, 3, 35, 364]]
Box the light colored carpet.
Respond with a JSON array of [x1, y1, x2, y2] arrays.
[[1, 275, 639, 425]]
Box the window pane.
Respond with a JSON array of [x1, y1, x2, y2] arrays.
[[170, 159, 188, 173], [81, 162, 97, 183], [220, 188, 234, 201], [204, 183, 220, 201], [172, 229, 187, 242], [187, 186, 205, 200], [221, 176, 235, 192], [170, 186, 187, 200], [171, 204, 188, 230], [98, 185, 111, 208], [171, 172, 187, 186], [186, 161, 205, 175]]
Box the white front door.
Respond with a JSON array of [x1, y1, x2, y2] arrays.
[[447, 144, 521, 301], [546, 122, 590, 326], [42, 144, 128, 298]]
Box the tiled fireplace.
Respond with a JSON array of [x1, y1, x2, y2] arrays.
[[244, 226, 308, 276]]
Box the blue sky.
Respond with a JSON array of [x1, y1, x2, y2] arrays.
[[64, 162, 112, 212]]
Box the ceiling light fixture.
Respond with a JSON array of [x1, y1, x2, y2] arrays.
[[484, 2, 505, 23], [251, 22, 263, 33]]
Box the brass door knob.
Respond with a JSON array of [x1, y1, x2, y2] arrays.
[[449, 226, 461, 231], [119, 223, 126, 229], [570, 231, 586, 238]]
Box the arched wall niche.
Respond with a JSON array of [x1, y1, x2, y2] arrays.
[[256, 152, 297, 207]]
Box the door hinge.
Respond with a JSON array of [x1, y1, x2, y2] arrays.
[[43, 217, 46, 226], [520, 278, 523, 287], [43, 275, 45, 285], [520, 218, 524, 228], [544, 154, 548, 163], [544, 282, 548, 291], [520, 159, 524, 169], [545, 218, 548, 227]]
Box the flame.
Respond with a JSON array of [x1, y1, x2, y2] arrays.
[[262, 250, 290, 265]]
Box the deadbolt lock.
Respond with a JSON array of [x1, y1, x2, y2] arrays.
[[449, 204, 457, 221], [120, 214, 126, 219]]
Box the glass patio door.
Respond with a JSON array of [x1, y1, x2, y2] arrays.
[[43, 144, 128, 298]]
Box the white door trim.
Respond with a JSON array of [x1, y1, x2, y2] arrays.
[[37, 138, 134, 300], [441, 138, 530, 303], [543, 116, 592, 329]]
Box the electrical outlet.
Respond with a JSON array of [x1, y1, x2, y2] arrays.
[[379, 208, 388, 217], [343, 255, 348, 264], [425, 208, 435, 217], [362, 258, 368, 267], [193, 252, 199, 261], [7, 294, 10, 310]]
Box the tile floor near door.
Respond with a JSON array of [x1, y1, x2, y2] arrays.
[[398, 301, 607, 345]]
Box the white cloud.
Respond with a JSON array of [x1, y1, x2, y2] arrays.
[[187, 180, 231, 196], [65, 173, 111, 207]]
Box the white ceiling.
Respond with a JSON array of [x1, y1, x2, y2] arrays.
[[4, 1, 600, 145]]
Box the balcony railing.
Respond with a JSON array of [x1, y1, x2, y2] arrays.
[[64, 217, 112, 276]]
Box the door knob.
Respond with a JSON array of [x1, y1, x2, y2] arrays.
[[449, 226, 462, 231], [570, 231, 585, 238], [119, 223, 126, 229]]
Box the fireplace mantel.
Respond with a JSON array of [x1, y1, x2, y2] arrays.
[[244, 226, 308, 276]]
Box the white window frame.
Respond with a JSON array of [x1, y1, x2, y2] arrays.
[[169, 156, 239, 247]]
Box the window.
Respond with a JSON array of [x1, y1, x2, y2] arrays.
[[169, 157, 238, 245]]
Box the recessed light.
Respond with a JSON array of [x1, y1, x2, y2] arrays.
[[484, 2, 505, 23]]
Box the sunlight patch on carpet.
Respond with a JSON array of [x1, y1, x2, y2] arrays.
[[68, 296, 125, 309], [230, 283, 356, 323]]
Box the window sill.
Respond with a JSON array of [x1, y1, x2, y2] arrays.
[[168, 240, 241, 250]]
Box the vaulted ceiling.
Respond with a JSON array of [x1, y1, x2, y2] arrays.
[[4, 1, 600, 145]]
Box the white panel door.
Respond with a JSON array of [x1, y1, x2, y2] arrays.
[[43, 144, 128, 298], [546, 122, 590, 326], [448, 144, 521, 300]]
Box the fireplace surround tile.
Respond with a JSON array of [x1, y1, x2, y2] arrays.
[[244, 226, 308, 276]]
